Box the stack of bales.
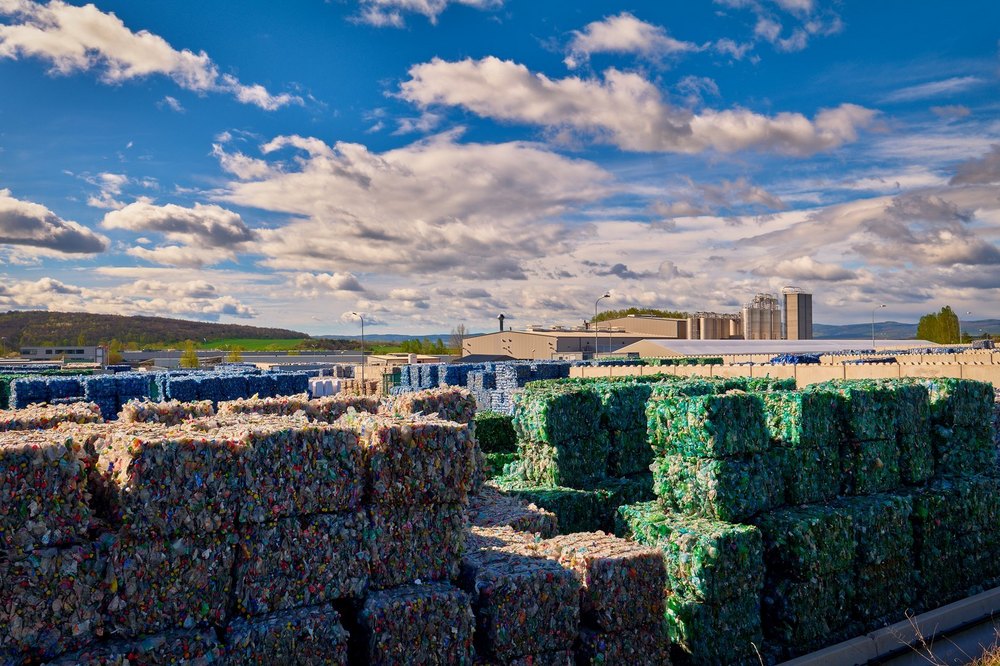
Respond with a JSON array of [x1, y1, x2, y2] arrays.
[[473, 410, 519, 483], [0, 401, 103, 431], [118, 398, 215, 425]]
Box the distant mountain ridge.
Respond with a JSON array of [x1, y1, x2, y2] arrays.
[[0, 311, 309, 347], [813, 319, 1000, 340]]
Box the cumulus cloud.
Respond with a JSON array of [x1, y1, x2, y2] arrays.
[[215, 131, 611, 279], [102, 201, 256, 246], [354, 0, 501, 27], [752, 256, 856, 281], [0, 188, 107, 254], [950, 145, 1000, 185], [400, 57, 876, 155], [564, 12, 702, 68], [294, 272, 366, 296], [0, 1, 300, 110], [653, 177, 785, 220], [86, 172, 129, 210], [714, 0, 840, 53]]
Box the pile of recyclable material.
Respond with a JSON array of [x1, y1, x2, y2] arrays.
[[233, 512, 370, 616], [607, 428, 653, 477], [841, 437, 900, 495], [217, 393, 313, 418], [593, 475, 655, 520], [43, 629, 224, 665], [776, 446, 840, 505], [244, 373, 279, 399], [460, 531, 580, 661], [576, 625, 671, 666], [0, 401, 103, 431], [652, 453, 783, 522], [387, 386, 477, 424], [854, 558, 914, 629], [367, 502, 466, 589], [664, 592, 764, 665], [810, 380, 898, 442], [489, 477, 605, 534], [769, 353, 821, 365], [357, 583, 475, 664], [646, 392, 769, 458], [757, 505, 854, 579], [920, 377, 994, 427], [930, 424, 995, 473], [105, 531, 236, 638], [164, 375, 198, 403], [762, 570, 854, 653], [760, 390, 842, 450], [225, 605, 349, 665], [0, 540, 109, 662], [0, 430, 93, 555], [308, 394, 380, 422], [468, 486, 559, 538], [473, 411, 517, 453], [118, 399, 214, 425]]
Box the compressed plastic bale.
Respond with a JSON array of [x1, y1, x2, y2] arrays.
[[367, 502, 466, 589], [646, 392, 769, 458], [117, 399, 214, 426], [273, 372, 310, 397], [930, 424, 995, 474], [593, 474, 655, 521], [105, 531, 235, 638], [217, 373, 249, 402], [0, 402, 103, 432], [164, 376, 198, 403], [917, 377, 994, 428], [898, 431, 934, 484], [0, 430, 92, 555], [0, 540, 109, 663], [515, 431, 609, 489], [234, 512, 370, 616], [474, 411, 517, 454], [217, 393, 313, 418], [214, 419, 363, 523], [543, 532, 665, 632], [114, 374, 149, 403], [882, 381, 931, 434], [468, 487, 559, 538], [475, 650, 573, 665], [97, 427, 243, 536], [225, 605, 349, 665], [756, 505, 854, 579], [910, 476, 1000, 543], [651, 453, 783, 523], [245, 373, 278, 399], [487, 480, 604, 535], [84, 375, 117, 400], [810, 381, 898, 442], [482, 452, 519, 480], [309, 394, 380, 422], [615, 502, 764, 605], [511, 387, 603, 446], [854, 558, 915, 629], [840, 438, 900, 496], [647, 379, 720, 400], [777, 445, 840, 505], [389, 387, 477, 424], [10, 377, 50, 408], [576, 624, 670, 666], [459, 543, 580, 660], [607, 427, 653, 477], [836, 493, 913, 566], [593, 382, 653, 432], [760, 390, 842, 449], [664, 593, 763, 665], [761, 569, 854, 650], [357, 582, 475, 665], [343, 414, 476, 505], [43, 628, 224, 665]]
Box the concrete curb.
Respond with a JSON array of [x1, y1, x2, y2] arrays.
[[780, 586, 1000, 666]]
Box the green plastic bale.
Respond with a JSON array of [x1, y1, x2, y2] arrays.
[[488, 479, 605, 534], [930, 425, 995, 475], [854, 558, 915, 629], [593, 382, 653, 432], [915, 540, 980, 608], [835, 494, 913, 567], [719, 377, 797, 393], [807, 381, 899, 442], [593, 475, 655, 531], [607, 427, 653, 477], [778, 446, 841, 505], [475, 411, 517, 453], [664, 593, 763, 665], [652, 453, 783, 523], [646, 392, 769, 458], [911, 476, 1000, 543], [516, 431, 609, 489], [762, 570, 855, 650], [755, 504, 855, 579], [881, 381, 931, 435], [615, 501, 764, 604], [841, 438, 901, 496], [483, 452, 520, 480], [898, 431, 934, 485], [916, 377, 994, 428], [647, 378, 722, 400], [512, 387, 603, 446], [760, 391, 842, 449]]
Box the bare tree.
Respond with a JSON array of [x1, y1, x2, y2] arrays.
[[450, 324, 468, 353]]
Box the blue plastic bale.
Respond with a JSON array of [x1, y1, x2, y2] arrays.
[[218, 374, 248, 401], [195, 375, 223, 403], [274, 372, 309, 396], [399, 366, 413, 388], [246, 373, 278, 398], [116, 373, 150, 401], [46, 377, 84, 400], [93, 397, 119, 420], [84, 375, 118, 399], [166, 375, 199, 402], [10, 377, 50, 408]]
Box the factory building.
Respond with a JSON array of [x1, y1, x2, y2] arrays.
[[686, 313, 742, 340], [462, 328, 662, 360], [742, 293, 783, 340], [783, 287, 813, 340]]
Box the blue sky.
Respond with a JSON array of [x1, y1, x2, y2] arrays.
[[1, 0, 998, 335]]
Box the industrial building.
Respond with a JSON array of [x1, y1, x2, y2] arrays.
[[783, 287, 813, 340], [18, 346, 106, 364], [742, 293, 783, 340], [462, 328, 661, 360]]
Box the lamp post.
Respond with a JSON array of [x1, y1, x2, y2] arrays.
[[962, 311, 972, 344], [594, 293, 610, 359], [871, 304, 886, 350], [350, 312, 365, 387]]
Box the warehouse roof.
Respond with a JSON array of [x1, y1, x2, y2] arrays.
[[616, 339, 937, 356]]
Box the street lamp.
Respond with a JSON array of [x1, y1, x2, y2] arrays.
[[350, 312, 365, 387], [962, 311, 972, 344], [871, 304, 886, 350], [594, 293, 610, 359]]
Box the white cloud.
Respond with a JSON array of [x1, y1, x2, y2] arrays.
[[0, 188, 107, 254], [715, 0, 840, 53], [400, 57, 877, 155], [86, 172, 129, 210], [102, 201, 256, 247], [930, 105, 971, 119], [564, 12, 702, 68], [354, 0, 501, 27], [753, 256, 856, 281], [881, 76, 984, 104], [158, 95, 184, 113], [951, 145, 1000, 185], [294, 272, 366, 296], [0, 1, 300, 110]]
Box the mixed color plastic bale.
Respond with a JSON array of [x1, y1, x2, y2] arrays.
[[105, 531, 236, 637], [0, 541, 109, 663], [217, 393, 313, 418], [761, 570, 854, 654], [233, 512, 371, 616], [367, 502, 466, 589], [388, 387, 477, 424], [646, 392, 769, 458], [225, 605, 350, 665], [43, 628, 224, 665], [576, 624, 671, 666], [467, 487, 559, 538], [615, 501, 764, 605], [357, 582, 475, 665], [0, 402, 103, 432], [118, 399, 215, 426], [652, 453, 782, 522], [0, 430, 92, 555]]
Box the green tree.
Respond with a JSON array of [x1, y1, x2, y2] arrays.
[[77, 332, 87, 346], [916, 306, 960, 344], [594, 307, 689, 323], [180, 340, 200, 368], [434, 338, 446, 354], [226, 346, 244, 362], [107, 338, 123, 364]]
